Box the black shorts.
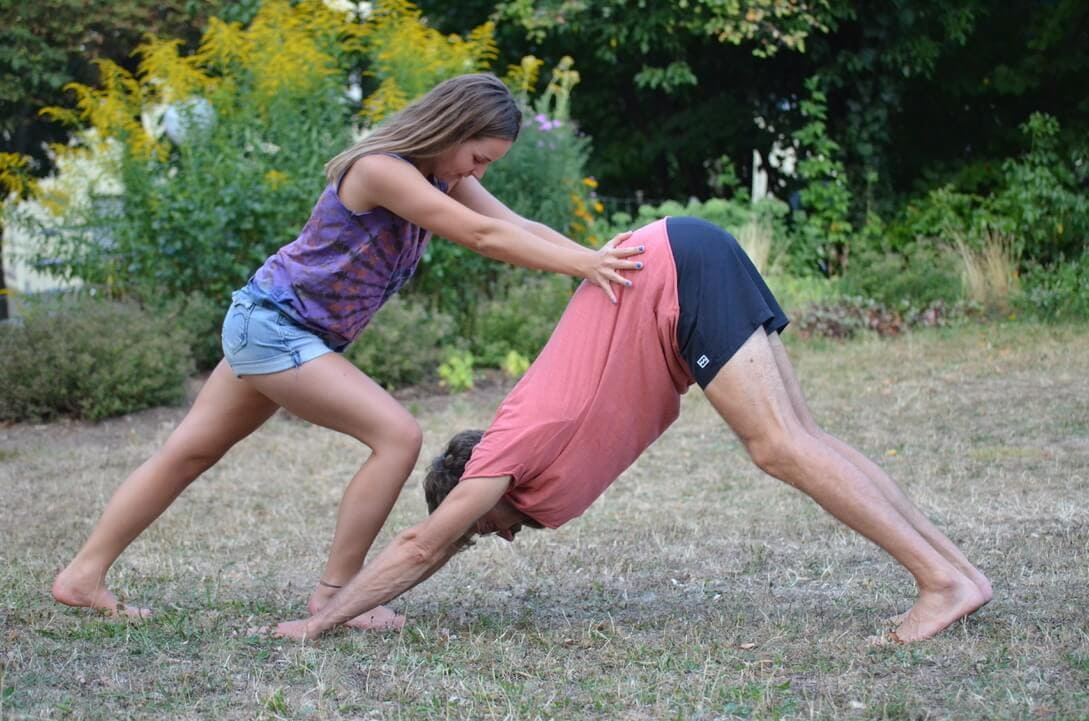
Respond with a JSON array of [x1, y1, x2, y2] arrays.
[[667, 216, 790, 388]]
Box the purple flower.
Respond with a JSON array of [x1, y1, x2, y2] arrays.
[[534, 114, 563, 132]]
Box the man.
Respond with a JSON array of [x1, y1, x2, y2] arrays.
[[274, 217, 991, 643]]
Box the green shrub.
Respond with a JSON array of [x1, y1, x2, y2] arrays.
[[500, 350, 530, 379], [470, 275, 573, 367], [21, 4, 358, 303], [159, 292, 227, 372], [438, 350, 475, 392], [0, 295, 193, 421], [764, 274, 842, 315], [598, 195, 791, 270], [344, 295, 456, 390], [1017, 253, 1089, 321], [992, 113, 1089, 266], [839, 245, 962, 309], [789, 76, 854, 277]]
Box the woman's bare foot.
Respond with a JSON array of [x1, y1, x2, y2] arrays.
[[893, 576, 986, 642], [51, 564, 152, 619], [307, 584, 405, 631]]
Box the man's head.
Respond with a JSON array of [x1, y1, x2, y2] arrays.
[[424, 429, 483, 513], [424, 430, 543, 543]]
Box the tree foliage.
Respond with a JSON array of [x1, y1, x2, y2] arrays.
[[0, 0, 229, 167]]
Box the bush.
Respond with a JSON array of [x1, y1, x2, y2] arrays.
[[1017, 253, 1089, 321], [438, 349, 475, 392], [470, 275, 574, 367], [839, 245, 962, 309], [0, 295, 193, 421], [764, 273, 842, 315], [344, 295, 456, 390], [160, 291, 227, 372], [17, 2, 363, 302], [599, 195, 792, 273]]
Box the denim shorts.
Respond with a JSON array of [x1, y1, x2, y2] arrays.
[[221, 287, 336, 376]]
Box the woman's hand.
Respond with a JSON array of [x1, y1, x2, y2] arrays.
[[583, 231, 645, 304]]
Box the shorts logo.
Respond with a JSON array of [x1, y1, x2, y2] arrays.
[[696, 355, 710, 369]]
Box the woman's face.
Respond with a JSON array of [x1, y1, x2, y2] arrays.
[[429, 136, 513, 185]]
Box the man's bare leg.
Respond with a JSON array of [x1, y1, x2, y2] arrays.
[[704, 329, 986, 642], [51, 360, 280, 617], [765, 332, 992, 606]]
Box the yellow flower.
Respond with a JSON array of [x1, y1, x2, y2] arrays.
[[582, 176, 598, 189], [264, 169, 289, 189]]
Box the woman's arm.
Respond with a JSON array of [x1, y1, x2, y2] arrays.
[[341, 155, 641, 303], [449, 176, 597, 253]]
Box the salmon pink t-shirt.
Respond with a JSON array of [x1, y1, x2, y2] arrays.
[[461, 219, 694, 527]]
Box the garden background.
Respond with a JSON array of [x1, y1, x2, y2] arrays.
[[1, 0, 1086, 412], [0, 1, 1087, 719]]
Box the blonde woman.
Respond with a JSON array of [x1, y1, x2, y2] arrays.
[[52, 73, 643, 628]]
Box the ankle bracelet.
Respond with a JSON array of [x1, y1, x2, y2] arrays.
[[318, 579, 343, 589]]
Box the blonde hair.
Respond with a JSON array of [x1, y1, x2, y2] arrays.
[[325, 73, 522, 183]]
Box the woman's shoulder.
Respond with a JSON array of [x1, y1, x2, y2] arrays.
[[343, 152, 447, 199]]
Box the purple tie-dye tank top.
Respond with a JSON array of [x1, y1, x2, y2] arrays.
[[247, 155, 448, 349]]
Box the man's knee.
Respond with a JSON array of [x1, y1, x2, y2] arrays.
[[745, 431, 806, 480]]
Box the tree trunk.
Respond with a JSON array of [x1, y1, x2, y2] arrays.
[[0, 223, 9, 320]]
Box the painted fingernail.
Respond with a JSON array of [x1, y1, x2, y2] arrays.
[[636, 262, 644, 269], [625, 280, 633, 287], [639, 245, 645, 252]]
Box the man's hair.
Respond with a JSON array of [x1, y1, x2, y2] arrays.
[[424, 429, 484, 513]]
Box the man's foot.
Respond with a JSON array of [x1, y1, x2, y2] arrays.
[[307, 584, 404, 631], [51, 564, 152, 619], [892, 576, 986, 642], [886, 565, 992, 626], [964, 565, 993, 606]]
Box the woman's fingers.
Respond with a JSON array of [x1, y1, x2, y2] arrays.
[[592, 277, 619, 304], [602, 230, 634, 248], [585, 232, 644, 303], [608, 244, 645, 257]]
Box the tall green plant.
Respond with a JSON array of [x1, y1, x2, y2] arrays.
[[791, 76, 853, 277], [19, 0, 359, 302], [992, 113, 1089, 266]]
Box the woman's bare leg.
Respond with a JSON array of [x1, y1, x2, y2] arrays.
[[764, 332, 992, 605], [245, 353, 421, 630], [703, 329, 986, 642], [52, 359, 279, 616]]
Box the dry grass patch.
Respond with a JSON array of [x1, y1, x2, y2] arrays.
[[2, 322, 1088, 720]]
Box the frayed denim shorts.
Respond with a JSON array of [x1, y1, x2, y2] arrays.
[[221, 287, 336, 376]]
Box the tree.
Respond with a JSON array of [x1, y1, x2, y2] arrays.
[[0, 0, 231, 173]]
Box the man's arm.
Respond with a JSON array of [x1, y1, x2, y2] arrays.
[[275, 475, 511, 640]]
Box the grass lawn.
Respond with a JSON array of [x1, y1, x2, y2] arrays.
[[2, 322, 1087, 720]]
